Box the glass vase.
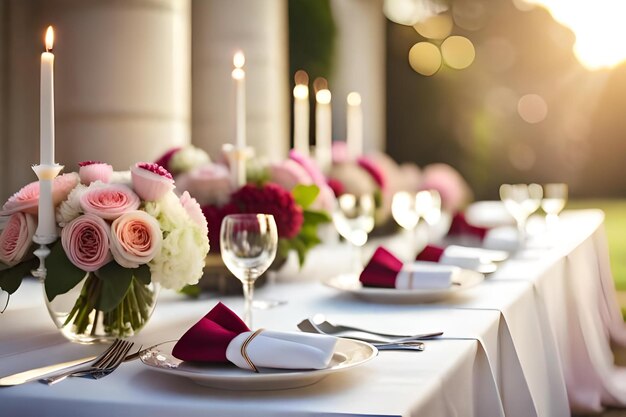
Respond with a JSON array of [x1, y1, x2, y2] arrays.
[[44, 272, 159, 344]]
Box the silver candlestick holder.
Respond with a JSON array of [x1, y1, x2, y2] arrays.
[[31, 164, 64, 282]]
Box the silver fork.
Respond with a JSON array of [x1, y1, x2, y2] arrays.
[[41, 339, 133, 385]]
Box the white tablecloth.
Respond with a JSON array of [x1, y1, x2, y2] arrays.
[[0, 209, 623, 416]]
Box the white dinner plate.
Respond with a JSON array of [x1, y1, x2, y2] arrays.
[[139, 339, 377, 391], [324, 269, 484, 304]]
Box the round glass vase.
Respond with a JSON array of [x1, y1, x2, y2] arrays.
[[44, 271, 159, 344]]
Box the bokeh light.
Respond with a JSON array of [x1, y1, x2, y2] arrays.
[[441, 36, 475, 69], [517, 94, 548, 123], [408, 42, 442, 76], [479, 37, 516, 73], [452, 0, 487, 31], [384, 0, 448, 26], [524, 0, 626, 70], [413, 13, 453, 39]]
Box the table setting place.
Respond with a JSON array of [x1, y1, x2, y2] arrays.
[[3, 16, 626, 417]]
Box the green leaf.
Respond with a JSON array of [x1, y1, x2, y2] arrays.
[[134, 264, 151, 285], [303, 209, 332, 226], [292, 184, 320, 209], [289, 237, 309, 267], [45, 241, 87, 302], [96, 262, 133, 313], [0, 258, 37, 294], [179, 284, 201, 298], [277, 238, 292, 260]]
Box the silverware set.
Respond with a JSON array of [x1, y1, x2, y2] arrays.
[[2, 317, 439, 387]]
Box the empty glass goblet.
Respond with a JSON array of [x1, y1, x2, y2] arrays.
[[542, 183, 568, 223], [332, 193, 376, 271], [220, 214, 278, 328], [500, 183, 543, 245]]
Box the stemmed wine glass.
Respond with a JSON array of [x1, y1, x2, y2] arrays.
[[332, 193, 376, 271], [391, 190, 441, 252], [220, 214, 278, 328], [542, 183, 568, 224], [499, 183, 543, 245]]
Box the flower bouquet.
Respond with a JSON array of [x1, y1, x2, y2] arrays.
[[0, 161, 209, 343], [154, 146, 333, 295]]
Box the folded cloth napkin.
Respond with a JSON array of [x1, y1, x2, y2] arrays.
[[417, 244, 507, 269], [360, 247, 459, 289], [447, 213, 519, 251], [172, 302, 337, 371]]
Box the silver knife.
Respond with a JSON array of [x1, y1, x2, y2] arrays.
[[0, 346, 148, 387], [0, 356, 96, 387]]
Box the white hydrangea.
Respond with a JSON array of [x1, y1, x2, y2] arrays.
[[145, 191, 210, 290], [110, 170, 132, 186], [170, 146, 210, 174]]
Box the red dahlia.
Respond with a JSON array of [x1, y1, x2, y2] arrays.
[[231, 183, 303, 239]]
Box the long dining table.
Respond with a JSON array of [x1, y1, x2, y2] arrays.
[[1, 209, 625, 416]]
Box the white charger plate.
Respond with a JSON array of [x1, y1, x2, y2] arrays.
[[139, 339, 377, 391], [324, 269, 484, 304]]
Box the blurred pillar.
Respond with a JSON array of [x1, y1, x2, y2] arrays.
[[192, 0, 289, 161], [1, 0, 191, 203], [330, 0, 386, 153]]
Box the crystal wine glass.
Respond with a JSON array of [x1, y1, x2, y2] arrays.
[[332, 193, 376, 271], [220, 214, 278, 328], [542, 183, 568, 227], [499, 183, 542, 245]]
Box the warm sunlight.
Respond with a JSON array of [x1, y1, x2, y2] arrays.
[[527, 0, 626, 70]]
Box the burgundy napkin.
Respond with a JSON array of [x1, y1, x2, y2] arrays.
[[447, 213, 489, 241], [359, 246, 403, 288], [172, 302, 249, 362], [416, 245, 445, 262]]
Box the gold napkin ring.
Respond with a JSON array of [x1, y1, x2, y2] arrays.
[[241, 328, 264, 373]]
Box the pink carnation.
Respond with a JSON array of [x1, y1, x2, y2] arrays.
[[110, 210, 162, 268], [154, 147, 182, 174], [0, 212, 36, 266], [80, 184, 140, 220], [79, 161, 113, 185], [180, 191, 208, 236], [61, 213, 112, 272], [1, 173, 79, 216], [131, 163, 175, 202]]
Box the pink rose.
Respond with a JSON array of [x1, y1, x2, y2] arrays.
[[1, 173, 79, 216], [0, 213, 36, 266], [131, 162, 175, 201], [175, 164, 233, 206], [179, 191, 208, 236], [289, 150, 327, 186], [110, 210, 162, 268], [420, 163, 472, 212], [61, 214, 112, 272], [79, 161, 113, 185], [332, 141, 350, 164], [269, 160, 313, 191], [80, 184, 140, 220]]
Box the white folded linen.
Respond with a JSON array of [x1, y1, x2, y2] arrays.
[[442, 245, 509, 263], [483, 227, 520, 251], [395, 262, 460, 289], [226, 330, 338, 371]]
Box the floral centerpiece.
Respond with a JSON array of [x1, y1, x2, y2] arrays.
[[0, 161, 209, 342], [154, 146, 332, 295]]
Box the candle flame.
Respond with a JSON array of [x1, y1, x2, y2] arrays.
[[293, 84, 309, 99], [316, 89, 332, 105], [347, 92, 362, 106], [313, 77, 328, 93], [233, 51, 245, 69], [45, 26, 54, 52], [294, 70, 309, 85]]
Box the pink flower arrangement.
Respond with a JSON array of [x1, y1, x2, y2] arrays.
[[0, 161, 210, 339], [0, 212, 36, 266], [419, 163, 472, 212]]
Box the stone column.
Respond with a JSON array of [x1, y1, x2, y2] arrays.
[[330, 0, 386, 153], [2, 0, 191, 203], [192, 0, 289, 161]]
